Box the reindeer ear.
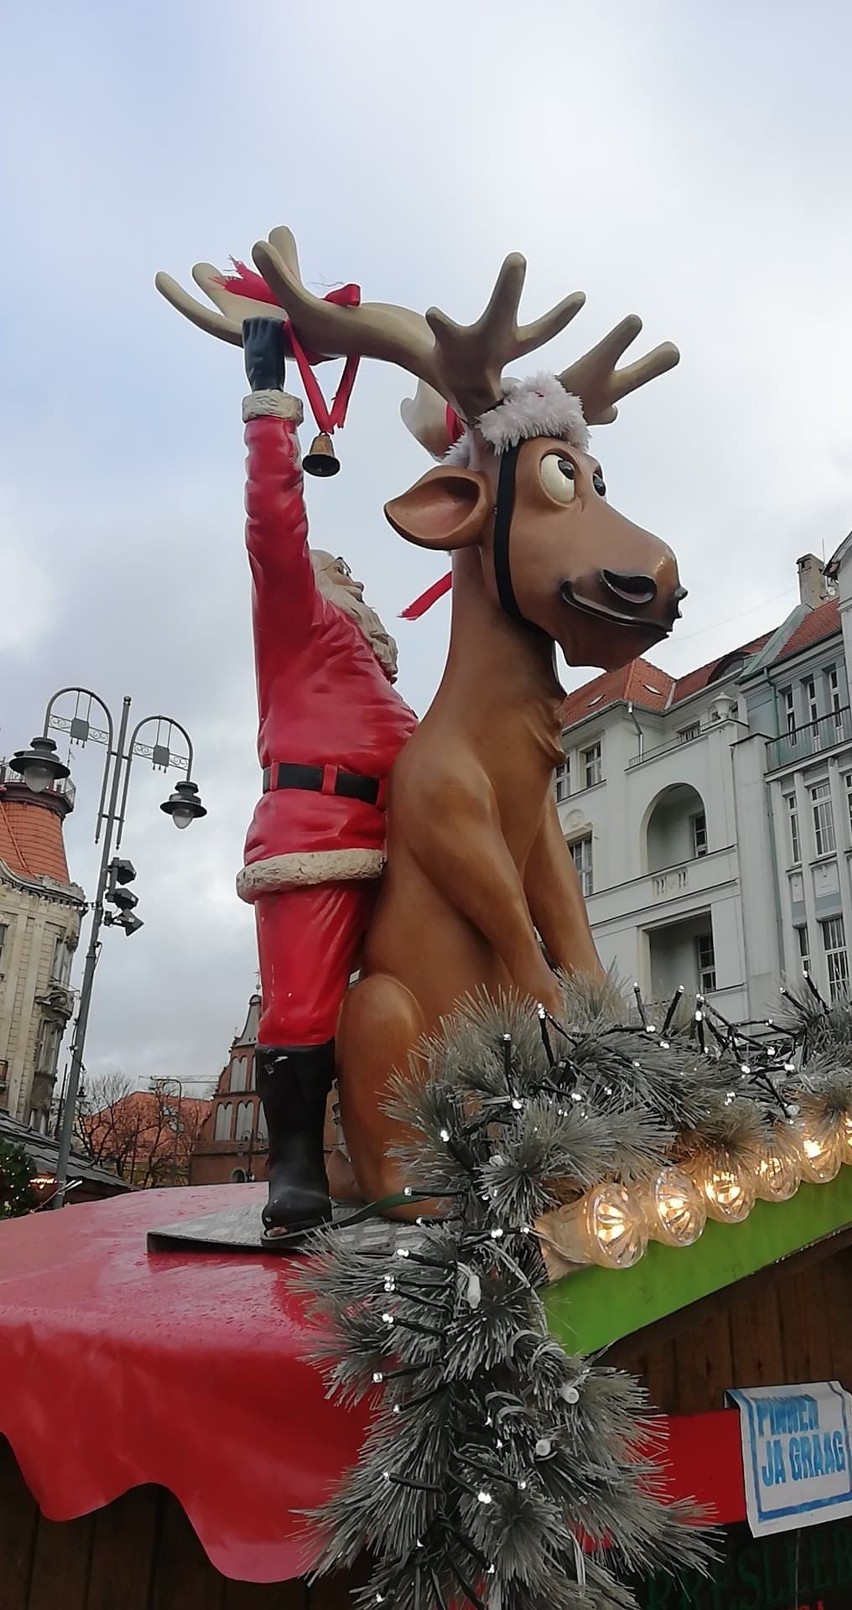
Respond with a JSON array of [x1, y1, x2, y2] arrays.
[[384, 468, 492, 552]]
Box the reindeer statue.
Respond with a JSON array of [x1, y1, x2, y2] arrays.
[[157, 228, 685, 1231]]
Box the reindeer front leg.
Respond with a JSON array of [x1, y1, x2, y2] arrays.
[[415, 779, 564, 1013], [525, 798, 605, 981]]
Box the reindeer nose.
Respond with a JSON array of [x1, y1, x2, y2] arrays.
[[600, 569, 658, 608]]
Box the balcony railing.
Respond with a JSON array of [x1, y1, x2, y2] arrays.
[[766, 706, 852, 772], [0, 758, 76, 808]]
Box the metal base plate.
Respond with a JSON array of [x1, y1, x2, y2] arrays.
[[146, 1185, 422, 1258]]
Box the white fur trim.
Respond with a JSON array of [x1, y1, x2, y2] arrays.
[[236, 848, 385, 900], [445, 374, 589, 465], [478, 373, 589, 454], [242, 391, 304, 423]]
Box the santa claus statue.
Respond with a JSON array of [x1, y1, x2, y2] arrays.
[[156, 249, 417, 1244]]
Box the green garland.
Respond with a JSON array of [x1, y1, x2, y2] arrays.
[[296, 974, 852, 1610], [0, 1137, 38, 1219]]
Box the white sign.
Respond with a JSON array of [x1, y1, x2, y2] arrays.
[[728, 1382, 852, 1537]]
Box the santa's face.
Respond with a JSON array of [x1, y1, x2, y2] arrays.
[[310, 550, 400, 682]]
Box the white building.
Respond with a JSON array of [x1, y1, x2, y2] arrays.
[[556, 549, 852, 1018]]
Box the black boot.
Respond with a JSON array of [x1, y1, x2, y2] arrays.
[[255, 1042, 335, 1246]]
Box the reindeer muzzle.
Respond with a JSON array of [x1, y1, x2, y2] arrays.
[[560, 577, 673, 637]]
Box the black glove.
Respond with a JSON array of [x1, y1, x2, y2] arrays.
[[243, 317, 287, 392]]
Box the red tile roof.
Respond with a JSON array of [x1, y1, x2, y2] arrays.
[[561, 659, 674, 727], [671, 632, 773, 706], [772, 597, 840, 664], [0, 795, 72, 884], [560, 628, 785, 731]]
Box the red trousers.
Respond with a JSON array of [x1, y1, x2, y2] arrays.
[[254, 883, 377, 1047]]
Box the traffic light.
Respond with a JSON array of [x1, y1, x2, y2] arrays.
[[104, 858, 144, 936]]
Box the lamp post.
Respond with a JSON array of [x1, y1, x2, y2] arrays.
[[10, 689, 207, 1207]]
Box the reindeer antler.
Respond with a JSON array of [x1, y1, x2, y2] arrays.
[[556, 314, 680, 425], [252, 234, 585, 421]]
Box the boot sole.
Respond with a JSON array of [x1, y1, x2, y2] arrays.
[[260, 1219, 331, 1253]]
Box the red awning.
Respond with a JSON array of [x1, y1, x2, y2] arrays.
[[0, 1185, 745, 1583]]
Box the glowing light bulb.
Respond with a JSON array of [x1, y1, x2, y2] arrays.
[[791, 1115, 843, 1184], [755, 1131, 801, 1203], [640, 1168, 707, 1249], [542, 1184, 647, 1270], [693, 1156, 755, 1224], [585, 1184, 648, 1269]]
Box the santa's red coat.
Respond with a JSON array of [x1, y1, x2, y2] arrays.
[[236, 399, 416, 903]]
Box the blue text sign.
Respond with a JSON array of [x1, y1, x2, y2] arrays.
[[728, 1382, 852, 1538]]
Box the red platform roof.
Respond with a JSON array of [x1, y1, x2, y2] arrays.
[[0, 1186, 746, 1582]]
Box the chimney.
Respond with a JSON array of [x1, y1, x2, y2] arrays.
[[797, 553, 833, 610]]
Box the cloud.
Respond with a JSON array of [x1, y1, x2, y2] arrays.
[[3, 0, 852, 1086]]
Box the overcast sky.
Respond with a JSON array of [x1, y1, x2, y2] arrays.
[[3, 0, 852, 1091]]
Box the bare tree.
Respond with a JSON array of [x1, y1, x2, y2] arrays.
[[76, 1073, 211, 1188]]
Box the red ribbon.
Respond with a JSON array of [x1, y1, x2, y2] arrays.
[[225, 261, 459, 620], [222, 262, 361, 435], [400, 572, 452, 621]]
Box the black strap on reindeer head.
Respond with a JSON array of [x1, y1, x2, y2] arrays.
[[492, 444, 527, 628]]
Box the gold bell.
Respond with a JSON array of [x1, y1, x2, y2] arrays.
[[303, 431, 340, 478]]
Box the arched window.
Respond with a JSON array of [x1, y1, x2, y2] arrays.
[[256, 1104, 268, 1144], [645, 784, 708, 873], [229, 1057, 247, 1093], [214, 1102, 233, 1141], [230, 1168, 248, 1184], [235, 1100, 254, 1141]]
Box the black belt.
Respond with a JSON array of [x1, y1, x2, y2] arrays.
[[262, 762, 381, 806]]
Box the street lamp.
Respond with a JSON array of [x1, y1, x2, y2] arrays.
[[161, 780, 207, 830], [10, 688, 207, 1208], [8, 736, 70, 794]]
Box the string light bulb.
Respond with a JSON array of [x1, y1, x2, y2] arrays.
[[755, 1129, 802, 1203], [790, 1113, 843, 1184], [639, 1167, 707, 1249], [691, 1154, 755, 1224], [547, 1183, 648, 1270]]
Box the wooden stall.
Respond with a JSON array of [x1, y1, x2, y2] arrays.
[[2, 1185, 851, 1610]]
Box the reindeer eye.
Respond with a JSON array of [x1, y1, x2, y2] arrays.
[[593, 472, 606, 497], [540, 454, 576, 504]]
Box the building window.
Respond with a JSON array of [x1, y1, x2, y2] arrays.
[[696, 932, 717, 994], [50, 932, 72, 985], [678, 723, 700, 744], [827, 665, 843, 731], [569, 835, 594, 897], [803, 675, 819, 727], [554, 759, 570, 803], [214, 1102, 233, 1141], [785, 794, 801, 864], [230, 1168, 248, 1184], [782, 687, 796, 740], [256, 1104, 268, 1145], [810, 780, 836, 856], [0, 923, 6, 973], [794, 924, 810, 975], [229, 1057, 247, 1094], [582, 743, 602, 789], [235, 1100, 254, 1141], [691, 812, 708, 859], [33, 1018, 59, 1076], [821, 916, 849, 1001]]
